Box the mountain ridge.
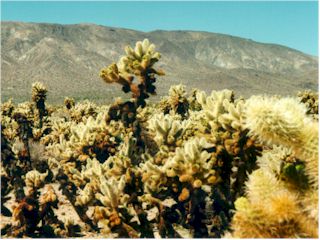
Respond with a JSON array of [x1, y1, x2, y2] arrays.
[[4, 20, 315, 55], [1, 21, 318, 103]]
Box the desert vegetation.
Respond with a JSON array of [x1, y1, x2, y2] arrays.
[[1, 39, 318, 238]]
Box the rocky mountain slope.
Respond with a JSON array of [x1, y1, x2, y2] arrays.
[[1, 21, 318, 103]]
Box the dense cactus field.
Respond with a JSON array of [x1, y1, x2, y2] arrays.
[[1, 39, 318, 238]]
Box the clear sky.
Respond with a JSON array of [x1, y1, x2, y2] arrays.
[[1, 1, 318, 56]]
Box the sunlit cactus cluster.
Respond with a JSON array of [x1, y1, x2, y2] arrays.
[[226, 95, 318, 238], [1, 39, 318, 238]]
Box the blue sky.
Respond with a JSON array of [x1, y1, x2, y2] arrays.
[[1, 1, 318, 56]]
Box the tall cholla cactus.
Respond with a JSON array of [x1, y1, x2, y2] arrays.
[[31, 82, 47, 128], [100, 39, 164, 108], [227, 96, 319, 238]]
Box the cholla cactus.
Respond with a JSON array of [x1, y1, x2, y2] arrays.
[[164, 137, 216, 188], [25, 170, 48, 189], [100, 39, 164, 130], [1, 115, 19, 141], [140, 158, 167, 193], [70, 100, 98, 123], [31, 82, 47, 128], [95, 176, 128, 209], [230, 192, 318, 238], [228, 95, 319, 238], [229, 165, 318, 238], [148, 113, 189, 147], [169, 84, 187, 101], [196, 89, 234, 130], [4, 37, 316, 238], [73, 154, 143, 237], [160, 84, 189, 117], [56, 112, 120, 163], [64, 97, 75, 110], [31, 82, 47, 106], [188, 88, 202, 111], [15, 102, 34, 119], [11, 111, 33, 171], [297, 90, 318, 119], [41, 117, 72, 146], [245, 96, 318, 184], [219, 99, 245, 132], [75, 181, 95, 206], [39, 185, 57, 206], [100, 39, 164, 108], [1, 98, 15, 117]]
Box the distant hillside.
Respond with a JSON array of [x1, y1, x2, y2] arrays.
[[1, 21, 318, 103]]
